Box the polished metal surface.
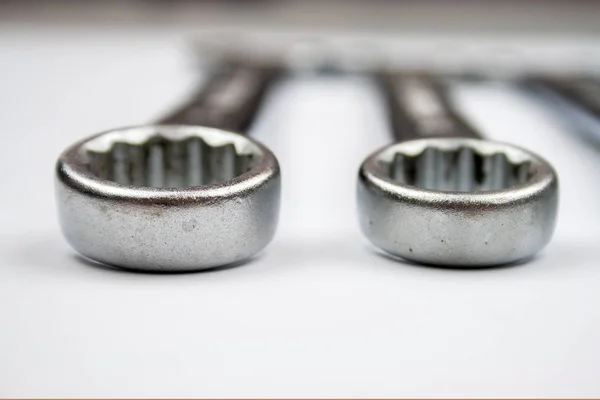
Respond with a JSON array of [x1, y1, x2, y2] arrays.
[[56, 125, 280, 272], [358, 72, 559, 266], [55, 61, 281, 272]]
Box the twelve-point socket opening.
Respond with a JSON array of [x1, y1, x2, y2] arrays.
[[383, 146, 534, 192], [83, 134, 257, 188]]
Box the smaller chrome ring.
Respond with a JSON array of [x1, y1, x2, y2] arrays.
[[55, 125, 281, 272], [357, 138, 559, 267]]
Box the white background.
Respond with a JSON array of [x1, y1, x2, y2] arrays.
[[1, 17, 600, 398]]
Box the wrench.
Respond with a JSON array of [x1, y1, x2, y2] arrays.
[[357, 71, 559, 267], [55, 58, 282, 272]]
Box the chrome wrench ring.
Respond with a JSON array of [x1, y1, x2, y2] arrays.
[[56, 125, 280, 272], [358, 137, 558, 266]]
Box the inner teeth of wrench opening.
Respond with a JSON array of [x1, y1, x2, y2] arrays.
[[84, 137, 255, 188], [387, 147, 533, 192]]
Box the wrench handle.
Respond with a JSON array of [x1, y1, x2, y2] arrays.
[[379, 71, 482, 141], [157, 63, 280, 133], [530, 76, 600, 120]]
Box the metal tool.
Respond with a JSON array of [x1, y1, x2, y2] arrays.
[[528, 76, 600, 120], [54, 36, 380, 273], [525, 75, 600, 143], [55, 61, 281, 272], [357, 72, 559, 267]]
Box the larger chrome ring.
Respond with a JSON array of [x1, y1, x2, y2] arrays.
[[56, 125, 281, 272], [357, 138, 559, 267]]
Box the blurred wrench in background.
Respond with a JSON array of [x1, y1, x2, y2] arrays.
[[525, 75, 600, 144]]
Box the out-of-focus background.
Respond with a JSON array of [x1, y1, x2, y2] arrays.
[[1, 1, 600, 398], [2, 0, 600, 34]]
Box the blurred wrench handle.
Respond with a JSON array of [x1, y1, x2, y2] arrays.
[[530, 76, 600, 120], [157, 63, 280, 133], [378, 71, 482, 141]]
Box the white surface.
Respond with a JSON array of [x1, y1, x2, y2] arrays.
[[1, 26, 600, 398]]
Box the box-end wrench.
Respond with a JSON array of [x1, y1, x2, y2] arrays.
[[358, 72, 559, 267], [55, 60, 282, 272]]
